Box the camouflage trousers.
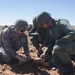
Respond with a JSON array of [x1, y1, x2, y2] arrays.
[[53, 42, 75, 63], [0, 46, 12, 63], [0, 35, 27, 63]]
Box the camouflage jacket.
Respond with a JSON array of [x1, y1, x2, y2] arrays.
[[45, 19, 75, 53], [29, 26, 50, 46], [0, 26, 29, 57]]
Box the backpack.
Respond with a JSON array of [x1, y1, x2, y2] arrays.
[[57, 19, 74, 30]]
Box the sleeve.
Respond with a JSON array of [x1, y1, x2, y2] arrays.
[[45, 40, 55, 55], [2, 29, 17, 57], [23, 35, 30, 56], [28, 27, 38, 36], [57, 24, 75, 43], [42, 29, 52, 46]]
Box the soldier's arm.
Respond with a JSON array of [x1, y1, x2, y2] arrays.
[[29, 27, 38, 36], [2, 29, 17, 57], [23, 35, 30, 57], [57, 24, 75, 43], [42, 29, 52, 47]]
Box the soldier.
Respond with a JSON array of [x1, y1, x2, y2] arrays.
[[36, 12, 75, 75], [29, 17, 50, 57], [0, 20, 31, 64]]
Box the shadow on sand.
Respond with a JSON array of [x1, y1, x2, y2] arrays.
[[0, 59, 51, 75]]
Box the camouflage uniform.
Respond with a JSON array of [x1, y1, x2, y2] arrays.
[[0, 20, 29, 63], [29, 18, 49, 50], [36, 12, 75, 74]]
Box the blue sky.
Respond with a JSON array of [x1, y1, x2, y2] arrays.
[[0, 0, 75, 25]]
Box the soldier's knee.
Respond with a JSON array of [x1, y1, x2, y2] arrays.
[[53, 45, 62, 55]]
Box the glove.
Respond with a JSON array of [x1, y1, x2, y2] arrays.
[[40, 52, 45, 59], [15, 55, 27, 65], [18, 57, 27, 65]]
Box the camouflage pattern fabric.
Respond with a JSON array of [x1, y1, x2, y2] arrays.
[[45, 19, 75, 63], [29, 26, 49, 49], [0, 26, 29, 63]]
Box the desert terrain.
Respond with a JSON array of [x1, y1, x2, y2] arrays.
[[0, 26, 75, 75]]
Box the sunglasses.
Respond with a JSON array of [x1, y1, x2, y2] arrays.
[[20, 30, 25, 32]]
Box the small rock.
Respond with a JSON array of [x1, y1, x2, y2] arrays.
[[30, 73, 34, 75], [52, 67, 56, 70], [2, 64, 7, 71]]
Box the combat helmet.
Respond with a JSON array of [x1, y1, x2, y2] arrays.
[[14, 20, 28, 32], [33, 17, 40, 28], [36, 12, 51, 25]]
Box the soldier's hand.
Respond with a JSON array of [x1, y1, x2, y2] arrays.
[[40, 52, 45, 59], [15, 55, 27, 65], [18, 58, 27, 65]]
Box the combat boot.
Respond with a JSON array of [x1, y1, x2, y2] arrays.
[[57, 62, 74, 75]]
